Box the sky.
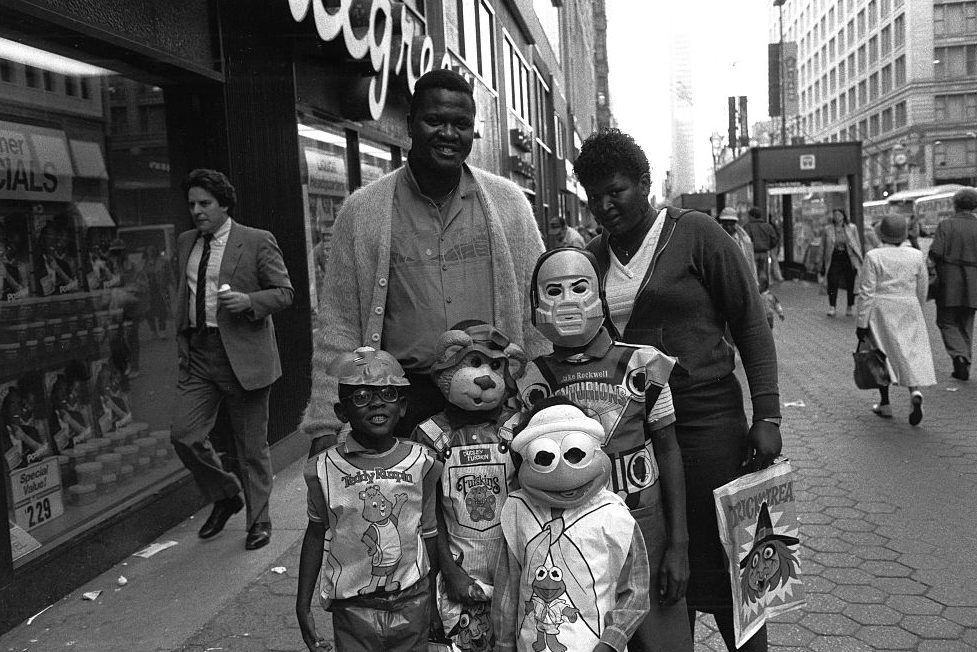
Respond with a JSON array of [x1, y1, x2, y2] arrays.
[[605, 0, 776, 197]]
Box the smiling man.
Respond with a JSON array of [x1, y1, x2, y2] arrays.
[[303, 69, 548, 454]]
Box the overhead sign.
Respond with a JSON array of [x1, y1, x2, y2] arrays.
[[781, 42, 798, 116], [286, 0, 435, 121], [799, 154, 816, 170], [768, 184, 848, 195], [0, 120, 73, 202]]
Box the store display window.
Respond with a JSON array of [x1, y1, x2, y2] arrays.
[[1, 38, 183, 565]]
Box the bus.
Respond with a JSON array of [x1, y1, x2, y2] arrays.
[[862, 199, 890, 226], [914, 189, 974, 236]]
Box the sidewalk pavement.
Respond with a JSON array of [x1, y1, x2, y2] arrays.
[[3, 279, 977, 651]]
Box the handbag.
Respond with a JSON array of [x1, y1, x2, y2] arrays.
[[853, 337, 890, 389]]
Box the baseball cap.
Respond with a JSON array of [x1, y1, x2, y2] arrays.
[[718, 208, 739, 222]]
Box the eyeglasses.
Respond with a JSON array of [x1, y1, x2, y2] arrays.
[[341, 386, 400, 407]]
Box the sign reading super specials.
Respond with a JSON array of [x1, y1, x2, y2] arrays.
[[0, 120, 73, 202]]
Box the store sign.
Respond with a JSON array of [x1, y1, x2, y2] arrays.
[[304, 148, 347, 196], [799, 154, 816, 170], [287, 0, 435, 121], [0, 120, 73, 202], [781, 42, 799, 116], [10, 457, 65, 531]]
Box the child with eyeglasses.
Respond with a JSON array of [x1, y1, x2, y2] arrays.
[[296, 346, 444, 651]]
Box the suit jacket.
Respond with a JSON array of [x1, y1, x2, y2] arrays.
[[930, 211, 977, 309], [176, 220, 294, 390]]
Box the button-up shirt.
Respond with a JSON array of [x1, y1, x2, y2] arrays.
[[186, 218, 232, 328], [383, 163, 494, 372]]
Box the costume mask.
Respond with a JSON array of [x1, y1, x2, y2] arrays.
[[329, 346, 410, 388], [432, 323, 525, 412], [532, 249, 604, 348], [510, 404, 610, 509]]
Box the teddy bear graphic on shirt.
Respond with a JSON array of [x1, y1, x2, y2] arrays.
[[358, 484, 408, 595]]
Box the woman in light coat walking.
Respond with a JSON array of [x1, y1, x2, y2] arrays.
[[855, 215, 936, 425], [821, 208, 864, 316]]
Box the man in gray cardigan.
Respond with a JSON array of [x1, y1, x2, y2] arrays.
[[303, 69, 548, 453]]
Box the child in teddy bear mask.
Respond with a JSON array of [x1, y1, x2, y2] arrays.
[[491, 397, 650, 652], [412, 321, 525, 650], [518, 247, 693, 651]]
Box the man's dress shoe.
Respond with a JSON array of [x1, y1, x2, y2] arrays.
[[245, 522, 272, 550], [198, 495, 244, 539]]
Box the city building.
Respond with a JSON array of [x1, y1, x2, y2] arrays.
[[0, 0, 599, 630], [668, 26, 696, 199], [772, 0, 977, 199]]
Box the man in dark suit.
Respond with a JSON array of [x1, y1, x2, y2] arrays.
[[930, 187, 977, 381], [171, 169, 293, 550]]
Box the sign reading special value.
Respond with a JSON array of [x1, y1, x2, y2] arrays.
[[10, 457, 65, 532], [0, 120, 73, 202]]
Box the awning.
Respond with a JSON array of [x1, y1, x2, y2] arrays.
[[69, 140, 108, 179], [75, 202, 115, 228]]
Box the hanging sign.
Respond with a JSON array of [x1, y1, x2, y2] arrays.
[[287, 0, 435, 121], [0, 120, 73, 202]]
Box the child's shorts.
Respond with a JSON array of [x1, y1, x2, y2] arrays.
[[331, 575, 431, 652]]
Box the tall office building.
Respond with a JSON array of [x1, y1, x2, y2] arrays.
[[669, 28, 696, 197], [772, 0, 977, 199], [593, 0, 615, 129]]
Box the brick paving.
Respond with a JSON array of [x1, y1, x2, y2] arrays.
[[3, 279, 976, 651]]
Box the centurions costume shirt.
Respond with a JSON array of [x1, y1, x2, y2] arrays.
[[518, 331, 676, 510]]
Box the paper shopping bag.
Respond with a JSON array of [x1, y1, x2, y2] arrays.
[[713, 460, 806, 648]]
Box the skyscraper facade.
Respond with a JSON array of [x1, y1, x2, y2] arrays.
[[773, 0, 977, 199]]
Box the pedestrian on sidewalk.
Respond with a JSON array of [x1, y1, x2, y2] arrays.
[[856, 215, 935, 425], [742, 206, 779, 286], [171, 168, 294, 551], [820, 208, 863, 317], [575, 128, 781, 652], [297, 347, 442, 652], [929, 187, 977, 381], [718, 208, 758, 284]]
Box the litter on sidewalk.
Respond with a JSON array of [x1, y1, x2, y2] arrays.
[[132, 540, 178, 558], [81, 591, 102, 601], [271, 566, 287, 574], [784, 400, 806, 408]]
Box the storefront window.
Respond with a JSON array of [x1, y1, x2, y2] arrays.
[[298, 122, 348, 314], [2, 39, 182, 566]]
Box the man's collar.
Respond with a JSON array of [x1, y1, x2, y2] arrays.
[[200, 218, 232, 242], [551, 328, 614, 363], [404, 160, 473, 199]]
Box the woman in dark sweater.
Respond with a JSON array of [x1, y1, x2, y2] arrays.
[[574, 129, 782, 652]]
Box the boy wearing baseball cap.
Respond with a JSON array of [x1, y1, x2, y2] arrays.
[[296, 346, 443, 651]]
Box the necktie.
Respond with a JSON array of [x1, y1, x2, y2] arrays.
[[195, 234, 213, 328]]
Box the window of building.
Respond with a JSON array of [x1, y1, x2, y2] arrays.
[[0, 58, 11, 83], [935, 2, 977, 36], [829, 37, 836, 61], [840, 92, 847, 116], [880, 26, 891, 56], [858, 79, 867, 106], [25, 65, 38, 87], [893, 14, 905, 48], [477, 1, 496, 88], [532, 69, 550, 145], [858, 119, 867, 138], [502, 35, 531, 123], [847, 19, 855, 46], [554, 113, 565, 159], [894, 101, 907, 126], [881, 108, 892, 132], [43, 69, 54, 91], [869, 36, 878, 65], [881, 64, 892, 93], [858, 45, 866, 74], [894, 55, 906, 85], [830, 98, 838, 121], [967, 93, 977, 120], [935, 45, 977, 79], [839, 59, 846, 82], [868, 0, 878, 29], [821, 45, 827, 69], [838, 28, 845, 52], [455, 0, 496, 88], [869, 72, 878, 100], [880, 0, 890, 18], [857, 9, 865, 39], [848, 86, 857, 111], [64, 75, 76, 97], [847, 52, 856, 77], [830, 68, 836, 93], [849, 124, 858, 141]]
